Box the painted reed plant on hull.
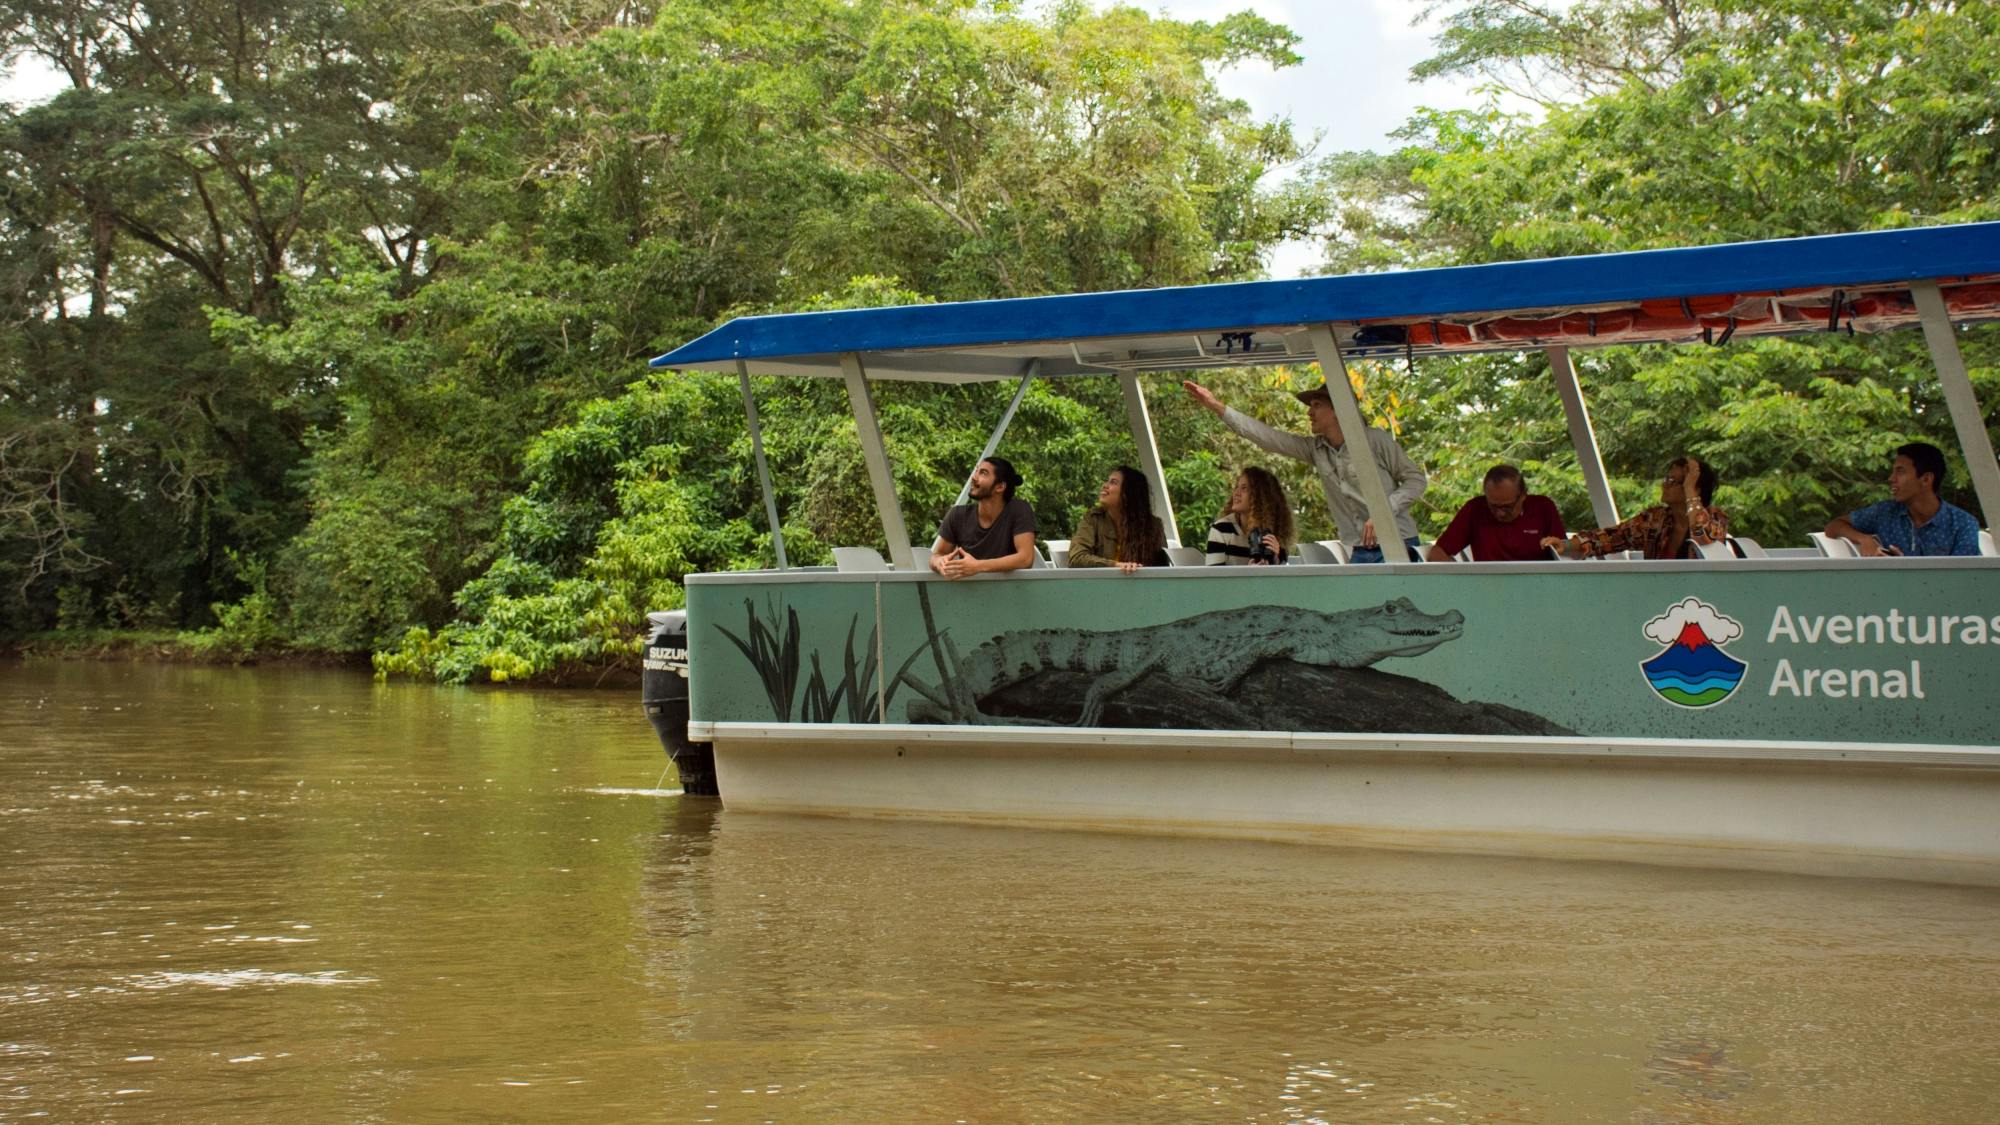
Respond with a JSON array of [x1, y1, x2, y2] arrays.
[[715, 597, 936, 724], [714, 597, 801, 722]]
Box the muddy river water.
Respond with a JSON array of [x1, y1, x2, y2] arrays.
[[4, 660, 1999, 1121]]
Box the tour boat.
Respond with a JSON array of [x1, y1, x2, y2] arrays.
[[642, 222, 2000, 885]]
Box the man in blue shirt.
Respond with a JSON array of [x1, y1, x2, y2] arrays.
[[1825, 442, 1983, 557]]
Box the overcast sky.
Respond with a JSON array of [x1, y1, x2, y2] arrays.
[[1151, 0, 1481, 156], [0, 0, 1482, 276], [1146, 0, 1493, 275]]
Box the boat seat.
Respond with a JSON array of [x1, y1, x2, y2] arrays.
[[1045, 538, 1070, 568], [1728, 536, 1765, 558], [1164, 546, 1205, 567], [1808, 531, 1858, 558], [832, 546, 890, 572], [1296, 541, 1340, 565], [1982, 530, 1997, 557], [1688, 539, 1736, 561]]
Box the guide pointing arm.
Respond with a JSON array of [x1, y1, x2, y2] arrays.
[[1182, 380, 1317, 463]]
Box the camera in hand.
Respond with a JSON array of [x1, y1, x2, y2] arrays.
[[1247, 527, 1275, 563]]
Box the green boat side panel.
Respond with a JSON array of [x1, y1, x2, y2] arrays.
[[687, 568, 2000, 747]]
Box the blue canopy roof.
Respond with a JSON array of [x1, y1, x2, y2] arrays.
[[652, 222, 2000, 381]]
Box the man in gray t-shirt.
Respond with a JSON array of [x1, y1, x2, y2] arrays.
[[931, 457, 1039, 579]]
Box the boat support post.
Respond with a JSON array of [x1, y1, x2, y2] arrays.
[[1546, 346, 1621, 527], [1911, 282, 2000, 529], [839, 352, 916, 570], [1307, 325, 1402, 552], [1118, 369, 1181, 545], [950, 363, 1039, 511], [736, 360, 788, 570]]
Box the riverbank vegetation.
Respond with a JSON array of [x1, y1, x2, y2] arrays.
[[4, 0, 1996, 682]]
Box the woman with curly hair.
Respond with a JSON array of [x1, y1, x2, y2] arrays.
[[1205, 466, 1294, 565]]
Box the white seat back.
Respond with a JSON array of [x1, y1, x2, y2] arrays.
[[832, 546, 890, 572], [1808, 532, 1857, 558], [1689, 539, 1735, 561], [1164, 546, 1205, 567], [1728, 536, 1765, 558], [1297, 541, 1339, 565], [1317, 539, 1352, 564], [1981, 530, 1997, 557]]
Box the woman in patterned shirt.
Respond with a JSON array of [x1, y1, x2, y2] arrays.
[[1542, 456, 1728, 560]]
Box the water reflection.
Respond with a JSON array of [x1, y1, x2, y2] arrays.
[[5, 660, 2000, 1121], [639, 811, 2000, 1122]]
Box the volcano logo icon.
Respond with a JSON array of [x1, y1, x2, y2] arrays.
[[1640, 598, 1747, 708]]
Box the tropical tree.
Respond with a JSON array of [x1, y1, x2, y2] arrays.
[[1316, 0, 2000, 543], [340, 0, 1329, 678], [0, 0, 542, 628]]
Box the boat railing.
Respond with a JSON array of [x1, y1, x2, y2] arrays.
[[711, 549, 1999, 585]]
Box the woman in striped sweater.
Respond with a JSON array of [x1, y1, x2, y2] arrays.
[[1206, 466, 1294, 565]]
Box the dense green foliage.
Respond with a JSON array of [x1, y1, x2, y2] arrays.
[[1325, 0, 2000, 541], [3, 0, 1996, 681]]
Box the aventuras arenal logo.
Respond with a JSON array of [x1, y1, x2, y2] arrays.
[[1640, 598, 1747, 708]]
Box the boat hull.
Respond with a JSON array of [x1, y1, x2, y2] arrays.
[[695, 721, 2000, 884]]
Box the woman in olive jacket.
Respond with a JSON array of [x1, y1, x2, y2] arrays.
[[1067, 466, 1169, 573]]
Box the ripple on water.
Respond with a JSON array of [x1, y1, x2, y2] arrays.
[[125, 970, 375, 990]]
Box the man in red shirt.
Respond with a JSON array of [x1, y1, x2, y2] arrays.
[[1424, 464, 1567, 562]]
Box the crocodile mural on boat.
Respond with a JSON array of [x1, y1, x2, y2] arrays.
[[690, 566, 2000, 746], [901, 597, 1572, 735]]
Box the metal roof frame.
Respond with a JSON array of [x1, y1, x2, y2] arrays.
[[652, 223, 2000, 568], [653, 222, 2000, 379]]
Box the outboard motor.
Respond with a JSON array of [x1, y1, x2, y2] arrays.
[[641, 610, 718, 797]]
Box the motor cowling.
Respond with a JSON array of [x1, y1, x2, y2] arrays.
[[641, 610, 718, 797]]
